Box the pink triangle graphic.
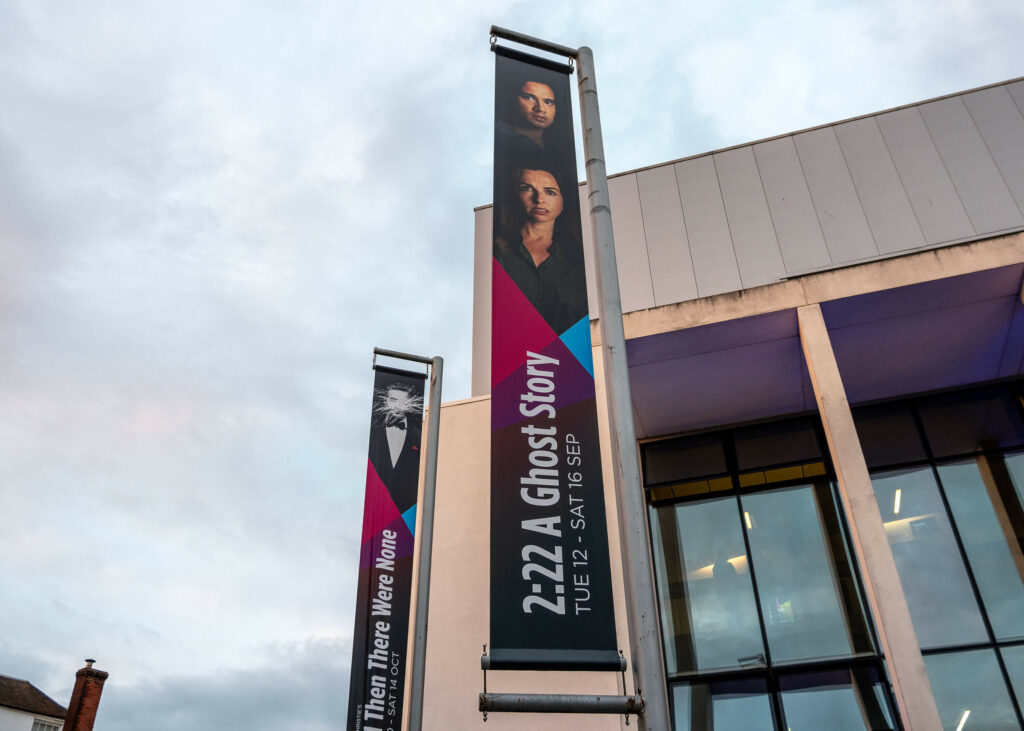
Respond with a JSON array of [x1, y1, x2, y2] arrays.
[[359, 512, 416, 569], [492, 258, 559, 389], [361, 459, 402, 545]]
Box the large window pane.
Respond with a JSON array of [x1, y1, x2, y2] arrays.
[[871, 468, 987, 648], [672, 678, 775, 731], [779, 668, 894, 730], [1001, 645, 1024, 711], [742, 484, 872, 663], [938, 460, 1024, 641], [1003, 451, 1024, 521], [651, 498, 764, 674], [925, 649, 1019, 730]]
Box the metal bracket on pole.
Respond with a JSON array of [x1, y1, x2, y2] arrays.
[[489, 25, 579, 60], [372, 346, 443, 731]]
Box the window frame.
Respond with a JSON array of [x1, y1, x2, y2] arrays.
[[857, 381, 1024, 729], [644, 412, 894, 730]]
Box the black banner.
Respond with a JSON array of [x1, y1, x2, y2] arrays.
[[489, 47, 619, 670], [347, 365, 426, 730]]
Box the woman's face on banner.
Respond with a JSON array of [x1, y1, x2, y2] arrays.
[[516, 81, 556, 130], [517, 169, 563, 223]]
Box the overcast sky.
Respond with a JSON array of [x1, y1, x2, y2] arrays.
[[1, 1, 1023, 729]]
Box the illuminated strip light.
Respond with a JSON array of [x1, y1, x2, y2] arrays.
[[955, 709, 971, 731], [744, 512, 753, 530], [894, 488, 902, 515]]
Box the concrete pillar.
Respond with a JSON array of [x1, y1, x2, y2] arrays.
[[797, 304, 942, 731]]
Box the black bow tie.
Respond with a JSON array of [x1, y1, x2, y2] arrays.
[[388, 421, 407, 431]]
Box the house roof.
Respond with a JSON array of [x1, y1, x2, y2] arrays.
[[0, 674, 67, 719]]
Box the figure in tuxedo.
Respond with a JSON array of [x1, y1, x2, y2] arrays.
[[368, 381, 424, 514]]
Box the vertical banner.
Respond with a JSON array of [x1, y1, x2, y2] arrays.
[[347, 366, 426, 731], [490, 46, 620, 670]]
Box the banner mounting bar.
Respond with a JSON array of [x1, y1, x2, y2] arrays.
[[372, 346, 434, 366], [489, 25, 578, 60]]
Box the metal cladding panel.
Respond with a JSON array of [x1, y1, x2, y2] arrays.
[[835, 117, 926, 255], [608, 173, 656, 312], [674, 155, 743, 297], [794, 127, 879, 264], [714, 146, 786, 289], [964, 86, 1024, 215], [1009, 81, 1024, 122], [920, 97, 1024, 233], [636, 164, 699, 306], [877, 107, 974, 244], [753, 136, 832, 274]]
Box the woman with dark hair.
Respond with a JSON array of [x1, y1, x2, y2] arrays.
[[494, 166, 587, 334]]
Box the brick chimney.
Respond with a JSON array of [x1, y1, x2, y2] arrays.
[[63, 659, 108, 731]]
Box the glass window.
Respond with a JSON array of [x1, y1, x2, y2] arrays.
[[925, 649, 1019, 730], [918, 386, 1024, 459], [1003, 451, 1024, 517], [651, 497, 764, 675], [1001, 645, 1024, 711], [734, 417, 821, 472], [937, 460, 1024, 641], [870, 467, 988, 648], [853, 402, 927, 469], [644, 432, 727, 486], [671, 678, 775, 731], [742, 484, 872, 663], [645, 412, 895, 731], [779, 667, 894, 730]]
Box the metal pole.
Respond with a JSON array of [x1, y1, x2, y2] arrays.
[[407, 355, 443, 730], [575, 46, 672, 731]]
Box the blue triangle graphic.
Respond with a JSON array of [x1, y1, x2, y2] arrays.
[[402, 505, 417, 538], [559, 316, 594, 377]]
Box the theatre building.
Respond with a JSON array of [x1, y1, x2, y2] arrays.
[[416, 76, 1024, 730]]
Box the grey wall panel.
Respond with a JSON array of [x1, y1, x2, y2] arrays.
[[636, 165, 699, 305], [1009, 81, 1024, 119], [964, 86, 1024, 216], [920, 97, 1024, 233], [877, 107, 974, 244], [607, 173, 656, 313], [674, 155, 743, 297], [713, 146, 786, 288], [753, 136, 832, 274], [794, 127, 879, 264], [835, 117, 926, 254]]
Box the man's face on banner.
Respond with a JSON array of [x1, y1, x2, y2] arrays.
[[376, 385, 421, 427], [516, 81, 556, 130]]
